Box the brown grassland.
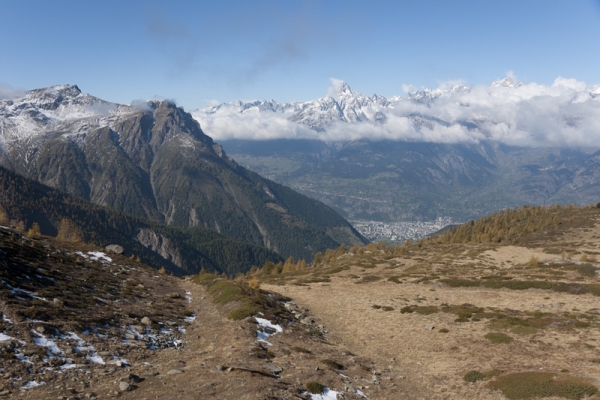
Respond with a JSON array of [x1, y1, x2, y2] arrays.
[[2, 203, 600, 399]]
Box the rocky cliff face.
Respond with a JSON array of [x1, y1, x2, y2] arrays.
[[0, 85, 366, 261]]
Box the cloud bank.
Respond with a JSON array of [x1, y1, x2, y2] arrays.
[[0, 83, 27, 100], [194, 76, 600, 148]]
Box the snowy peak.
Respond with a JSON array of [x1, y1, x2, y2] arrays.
[[490, 77, 522, 88], [193, 76, 600, 146], [332, 80, 355, 97], [24, 84, 83, 110]]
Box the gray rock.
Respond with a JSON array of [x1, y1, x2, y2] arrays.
[[425, 324, 435, 330], [53, 298, 64, 307], [265, 364, 282, 374], [121, 373, 141, 383], [167, 369, 184, 375], [301, 317, 314, 325], [105, 244, 124, 254], [141, 317, 152, 326], [35, 326, 46, 334], [119, 381, 133, 392], [216, 365, 226, 371]]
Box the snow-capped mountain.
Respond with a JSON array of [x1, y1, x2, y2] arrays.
[[0, 85, 366, 260], [194, 76, 600, 147], [194, 79, 476, 134], [196, 80, 395, 133], [0, 85, 134, 147]]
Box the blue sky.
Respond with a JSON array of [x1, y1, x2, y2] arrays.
[[2, 0, 600, 109]]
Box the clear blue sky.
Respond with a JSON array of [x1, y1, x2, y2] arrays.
[[2, 0, 600, 109]]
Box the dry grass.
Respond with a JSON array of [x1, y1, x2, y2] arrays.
[[260, 205, 600, 399]]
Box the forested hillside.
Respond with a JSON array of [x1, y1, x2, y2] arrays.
[[0, 167, 282, 275]]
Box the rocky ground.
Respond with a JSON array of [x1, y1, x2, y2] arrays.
[[0, 227, 397, 399]]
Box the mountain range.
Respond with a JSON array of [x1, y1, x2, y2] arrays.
[[194, 80, 600, 223], [0, 85, 366, 265]]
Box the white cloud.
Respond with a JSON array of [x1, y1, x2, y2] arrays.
[[130, 99, 153, 112], [401, 84, 414, 94], [0, 83, 26, 100], [194, 75, 600, 148], [204, 99, 221, 107]]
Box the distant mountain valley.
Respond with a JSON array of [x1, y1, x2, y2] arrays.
[[193, 80, 600, 241]]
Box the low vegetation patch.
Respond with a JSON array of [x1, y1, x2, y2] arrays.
[[577, 264, 597, 277], [192, 272, 261, 320], [464, 370, 486, 382], [321, 359, 345, 370], [439, 277, 600, 296], [306, 382, 325, 394], [484, 332, 514, 344], [400, 305, 439, 315], [440, 278, 480, 288], [487, 372, 598, 399], [291, 346, 311, 354]]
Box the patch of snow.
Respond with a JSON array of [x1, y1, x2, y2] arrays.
[[256, 332, 273, 346], [255, 317, 283, 346], [183, 314, 196, 323], [31, 330, 63, 355], [336, 372, 350, 381], [2, 280, 47, 302], [126, 325, 143, 340], [20, 380, 45, 390], [86, 354, 105, 364], [307, 388, 339, 400], [256, 318, 283, 333], [0, 333, 18, 342], [351, 387, 368, 398], [74, 251, 88, 259], [108, 356, 129, 367], [87, 251, 112, 262], [14, 353, 33, 364], [61, 332, 95, 353], [60, 363, 77, 370]]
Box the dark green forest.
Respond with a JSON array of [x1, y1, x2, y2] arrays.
[[0, 167, 283, 276]]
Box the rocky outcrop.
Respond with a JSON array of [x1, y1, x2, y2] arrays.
[[136, 229, 182, 267]]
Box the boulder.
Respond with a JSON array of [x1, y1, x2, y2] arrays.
[[105, 244, 124, 255]]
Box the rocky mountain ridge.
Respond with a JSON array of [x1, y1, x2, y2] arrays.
[[0, 85, 366, 261]]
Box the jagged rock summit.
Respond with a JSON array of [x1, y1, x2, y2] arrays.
[[0, 85, 366, 261]]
